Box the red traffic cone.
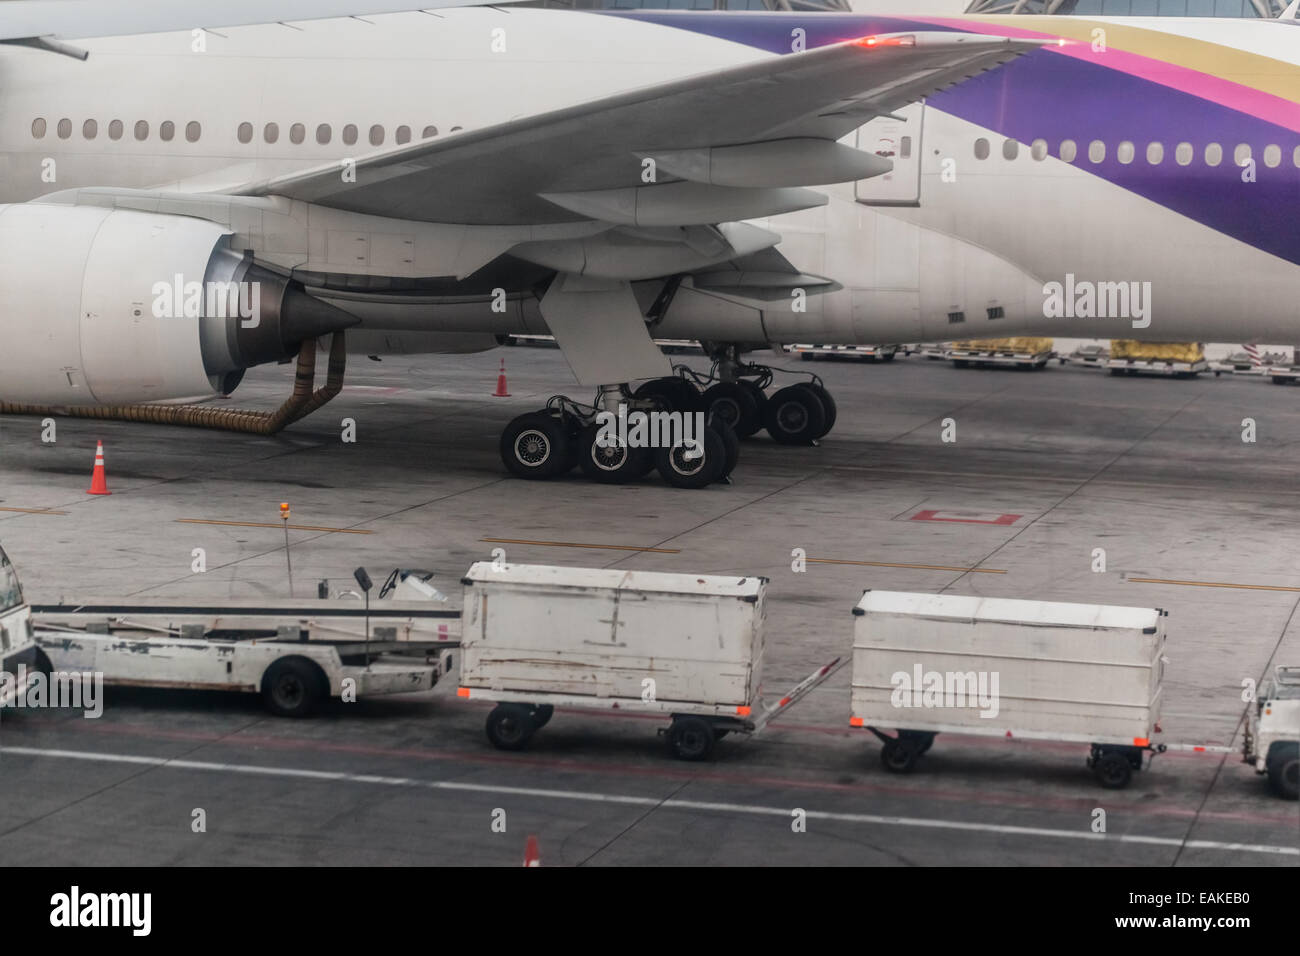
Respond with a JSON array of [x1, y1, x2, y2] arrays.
[[523, 835, 541, 867], [493, 359, 511, 397], [87, 440, 111, 496]]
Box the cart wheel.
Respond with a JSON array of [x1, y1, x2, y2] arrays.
[[1266, 742, 1299, 800], [668, 716, 717, 761], [1093, 752, 1133, 789], [261, 658, 326, 718], [880, 738, 920, 773], [486, 703, 536, 751], [713, 728, 730, 741], [530, 705, 555, 730]]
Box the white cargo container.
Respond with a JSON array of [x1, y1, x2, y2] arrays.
[[458, 562, 841, 760], [851, 590, 1167, 788]]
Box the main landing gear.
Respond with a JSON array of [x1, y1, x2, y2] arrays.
[[641, 345, 838, 446], [499, 386, 737, 489]]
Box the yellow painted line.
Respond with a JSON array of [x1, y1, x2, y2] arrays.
[[176, 518, 373, 535], [808, 557, 1006, 574], [0, 506, 68, 516], [1128, 577, 1300, 593], [481, 537, 680, 554]]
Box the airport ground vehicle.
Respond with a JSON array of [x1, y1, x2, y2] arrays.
[[1243, 665, 1300, 800], [849, 591, 1167, 789], [790, 343, 899, 362], [31, 596, 459, 717], [946, 338, 1053, 370], [0, 544, 44, 706], [456, 562, 841, 760], [1059, 343, 1109, 368], [1107, 341, 1208, 378]]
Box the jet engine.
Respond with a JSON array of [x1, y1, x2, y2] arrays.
[[0, 203, 356, 405]]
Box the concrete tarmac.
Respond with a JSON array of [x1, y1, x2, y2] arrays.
[[1, 346, 1297, 865]]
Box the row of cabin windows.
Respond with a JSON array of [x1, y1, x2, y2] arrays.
[[30, 119, 453, 146], [974, 136, 1292, 169]]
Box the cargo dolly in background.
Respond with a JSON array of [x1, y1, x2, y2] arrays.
[[945, 337, 1053, 370], [455, 563, 843, 761], [1106, 340, 1208, 378]]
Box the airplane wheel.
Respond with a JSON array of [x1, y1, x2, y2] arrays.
[[703, 382, 761, 438], [577, 423, 651, 484], [736, 381, 768, 437], [764, 385, 826, 445], [655, 426, 725, 489], [793, 382, 836, 438], [708, 417, 740, 481], [500, 412, 572, 479]]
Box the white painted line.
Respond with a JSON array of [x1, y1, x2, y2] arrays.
[[3, 746, 1295, 857]]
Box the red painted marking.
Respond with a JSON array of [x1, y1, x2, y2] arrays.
[[912, 510, 1022, 526]]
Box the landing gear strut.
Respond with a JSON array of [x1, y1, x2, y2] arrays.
[[499, 385, 735, 488]]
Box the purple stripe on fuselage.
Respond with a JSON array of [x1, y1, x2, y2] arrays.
[[608, 11, 1300, 266]]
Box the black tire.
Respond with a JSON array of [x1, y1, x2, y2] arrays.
[[1109, 368, 1124, 376], [262, 658, 326, 718], [881, 351, 896, 362], [793, 381, 837, 439], [703, 382, 761, 438], [735, 380, 768, 437], [899, 730, 936, 755], [1273, 376, 1287, 385], [668, 716, 717, 761], [632, 376, 703, 413], [1093, 752, 1133, 789], [577, 422, 652, 484], [880, 738, 920, 773], [709, 417, 740, 481], [486, 703, 536, 751], [1266, 742, 1299, 800], [500, 412, 572, 480], [655, 425, 725, 489], [953, 359, 970, 369], [764, 384, 826, 445], [530, 704, 555, 730]]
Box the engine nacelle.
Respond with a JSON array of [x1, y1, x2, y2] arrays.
[[0, 204, 356, 405]]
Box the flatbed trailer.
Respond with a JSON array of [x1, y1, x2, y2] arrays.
[[1107, 357, 1208, 378], [456, 563, 842, 760], [1266, 365, 1300, 385], [31, 597, 460, 717], [790, 343, 899, 362], [945, 346, 1051, 370]]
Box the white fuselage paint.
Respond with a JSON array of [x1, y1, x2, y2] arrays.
[[0, 8, 1295, 357]]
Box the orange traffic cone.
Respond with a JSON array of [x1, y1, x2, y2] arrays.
[[87, 440, 111, 496], [523, 835, 541, 867], [493, 359, 511, 397]]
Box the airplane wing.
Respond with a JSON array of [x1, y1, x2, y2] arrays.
[[238, 31, 1041, 226]]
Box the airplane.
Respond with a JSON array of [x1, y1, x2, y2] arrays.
[[0, 2, 1294, 488]]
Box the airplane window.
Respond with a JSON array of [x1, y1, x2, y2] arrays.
[[109, 120, 123, 140], [1030, 138, 1047, 160], [1059, 139, 1077, 162], [264, 122, 279, 144], [343, 124, 358, 145], [160, 120, 174, 142], [186, 121, 201, 143], [1117, 141, 1134, 164], [83, 119, 97, 140], [1088, 140, 1105, 163], [1233, 143, 1251, 166], [1002, 139, 1018, 160], [31, 118, 46, 139], [1293, 146, 1300, 168], [1205, 142, 1222, 166], [57, 118, 71, 139], [1264, 144, 1281, 168], [450, 126, 463, 133], [396, 125, 411, 145], [369, 125, 385, 146], [422, 126, 438, 139], [974, 137, 989, 160], [1175, 142, 1193, 165], [947, 311, 966, 324], [316, 124, 331, 144], [1146, 142, 1163, 164], [290, 123, 305, 144], [237, 122, 253, 144], [133, 120, 148, 141]]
